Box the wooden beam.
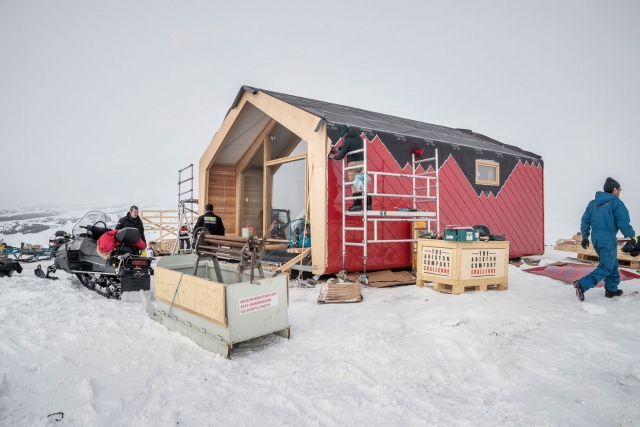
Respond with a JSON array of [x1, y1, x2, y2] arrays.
[[263, 134, 270, 235], [235, 172, 244, 236], [271, 135, 302, 160], [236, 119, 277, 175], [275, 247, 311, 273], [286, 247, 311, 253], [265, 153, 307, 167]]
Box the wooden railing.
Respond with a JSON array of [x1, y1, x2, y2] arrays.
[[139, 210, 196, 243]]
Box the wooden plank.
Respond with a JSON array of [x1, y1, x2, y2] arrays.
[[431, 281, 508, 294], [242, 168, 263, 235], [208, 165, 236, 236], [286, 247, 311, 253], [265, 153, 307, 167], [555, 238, 639, 262], [308, 132, 328, 274], [275, 247, 311, 273], [577, 253, 640, 269], [154, 267, 227, 327]]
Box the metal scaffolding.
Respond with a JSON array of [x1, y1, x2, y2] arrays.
[[172, 164, 198, 255], [341, 141, 440, 279]]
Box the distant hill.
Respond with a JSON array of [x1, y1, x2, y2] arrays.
[[0, 204, 173, 247]]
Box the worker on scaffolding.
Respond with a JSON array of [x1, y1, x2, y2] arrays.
[[328, 125, 371, 211], [195, 203, 225, 236]]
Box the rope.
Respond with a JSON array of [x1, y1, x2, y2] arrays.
[[167, 273, 184, 318]]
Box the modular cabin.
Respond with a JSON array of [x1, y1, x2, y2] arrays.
[[199, 86, 544, 275]]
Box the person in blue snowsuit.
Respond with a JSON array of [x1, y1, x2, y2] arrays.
[[573, 177, 638, 301]]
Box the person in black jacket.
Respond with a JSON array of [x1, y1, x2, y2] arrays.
[[194, 204, 225, 236], [115, 205, 146, 243], [328, 125, 370, 211]]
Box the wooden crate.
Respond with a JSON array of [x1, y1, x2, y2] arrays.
[[149, 239, 177, 255], [416, 239, 509, 295]]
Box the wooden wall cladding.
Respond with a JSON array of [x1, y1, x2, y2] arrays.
[[208, 165, 236, 236], [154, 267, 227, 327], [242, 168, 263, 234]]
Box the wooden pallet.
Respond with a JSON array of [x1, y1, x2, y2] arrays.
[[418, 279, 508, 294], [577, 253, 640, 269]]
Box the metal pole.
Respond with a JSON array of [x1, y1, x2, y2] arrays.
[[412, 153, 416, 211], [435, 149, 440, 233], [342, 155, 346, 272], [362, 135, 368, 276]]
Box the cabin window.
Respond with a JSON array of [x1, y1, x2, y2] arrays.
[[476, 160, 499, 186]]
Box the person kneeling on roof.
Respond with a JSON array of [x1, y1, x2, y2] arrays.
[[195, 203, 225, 236], [328, 125, 371, 212]]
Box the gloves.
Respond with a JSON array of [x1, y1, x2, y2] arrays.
[[328, 154, 335, 159], [581, 238, 590, 249], [623, 237, 639, 254]]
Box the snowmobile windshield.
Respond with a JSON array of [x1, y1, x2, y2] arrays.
[[72, 211, 108, 237]]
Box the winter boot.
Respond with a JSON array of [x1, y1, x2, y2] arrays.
[[348, 192, 362, 212], [605, 289, 623, 298], [366, 195, 372, 210], [573, 280, 585, 301]]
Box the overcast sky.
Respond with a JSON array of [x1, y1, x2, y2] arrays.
[[1, 0, 638, 242]]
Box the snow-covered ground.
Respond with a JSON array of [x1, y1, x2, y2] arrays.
[[1, 250, 639, 426]]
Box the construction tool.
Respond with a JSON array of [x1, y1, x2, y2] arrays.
[[193, 221, 275, 284]]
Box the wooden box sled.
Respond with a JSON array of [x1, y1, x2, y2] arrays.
[[141, 254, 290, 358]]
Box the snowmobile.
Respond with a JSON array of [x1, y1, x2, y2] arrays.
[[0, 258, 22, 277], [48, 211, 152, 299]]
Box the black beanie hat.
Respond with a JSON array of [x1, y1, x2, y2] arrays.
[[603, 177, 621, 193], [340, 125, 350, 137]]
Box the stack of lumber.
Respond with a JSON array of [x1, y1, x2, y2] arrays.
[[554, 234, 640, 269]]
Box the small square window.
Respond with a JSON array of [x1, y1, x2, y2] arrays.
[[476, 160, 499, 186]]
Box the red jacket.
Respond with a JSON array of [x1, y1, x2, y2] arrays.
[[97, 230, 146, 258]]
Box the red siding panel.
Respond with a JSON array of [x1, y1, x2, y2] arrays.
[[325, 137, 544, 273]]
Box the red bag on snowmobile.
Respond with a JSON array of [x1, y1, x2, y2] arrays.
[[97, 230, 145, 258]]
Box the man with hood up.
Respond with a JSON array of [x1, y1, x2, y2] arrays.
[[573, 177, 637, 301], [328, 125, 371, 211], [115, 205, 146, 243]]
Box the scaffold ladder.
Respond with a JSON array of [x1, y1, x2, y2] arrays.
[[340, 141, 440, 282], [172, 164, 198, 255]]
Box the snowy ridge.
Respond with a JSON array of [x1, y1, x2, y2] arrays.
[[0, 204, 174, 248], [1, 251, 639, 425]]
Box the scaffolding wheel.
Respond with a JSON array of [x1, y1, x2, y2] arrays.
[[337, 270, 348, 281], [358, 274, 368, 286]]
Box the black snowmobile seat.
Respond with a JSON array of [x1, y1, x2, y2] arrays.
[[116, 227, 140, 244]]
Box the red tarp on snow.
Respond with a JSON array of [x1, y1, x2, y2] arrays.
[[524, 262, 640, 288]]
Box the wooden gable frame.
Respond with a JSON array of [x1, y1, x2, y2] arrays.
[[199, 90, 331, 274]]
